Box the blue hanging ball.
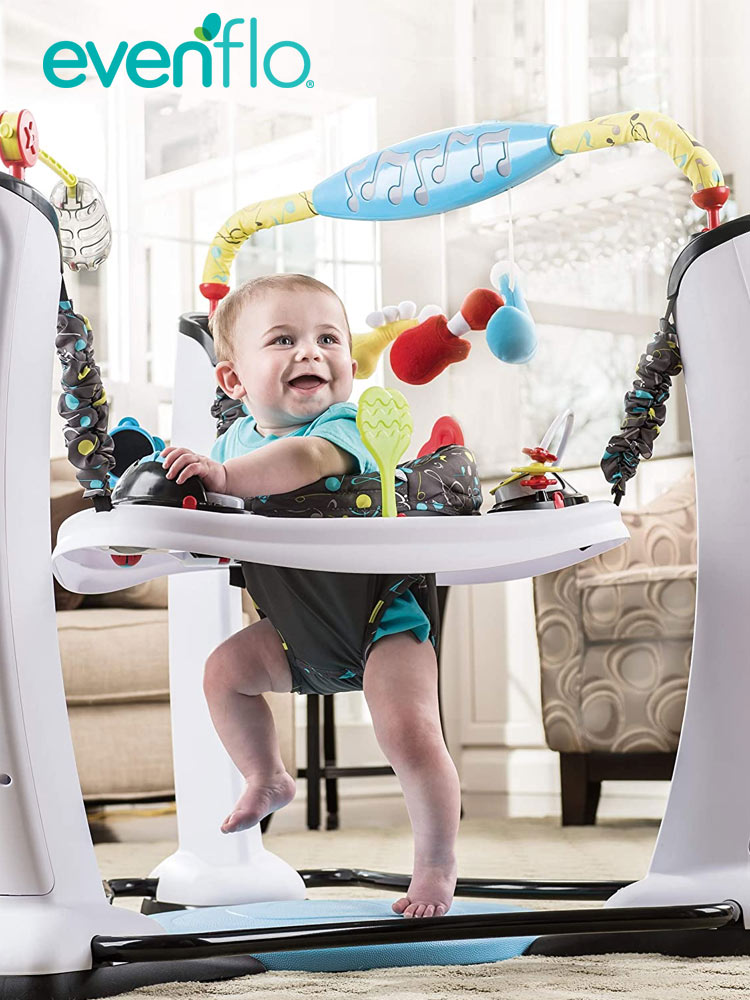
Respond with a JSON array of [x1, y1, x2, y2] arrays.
[[485, 306, 537, 364]]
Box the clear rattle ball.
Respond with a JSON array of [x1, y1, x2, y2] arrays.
[[50, 177, 112, 271]]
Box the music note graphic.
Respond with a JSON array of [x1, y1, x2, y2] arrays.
[[595, 115, 622, 135], [345, 157, 369, 213], [413, 144, 441, 205], [360, 149, 412, 206], [470, 129, 511, 183], [430, 131, 474, 184]]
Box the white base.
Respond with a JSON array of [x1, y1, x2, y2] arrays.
[[151, 848, 306, 907], [607, 871, 750, 928], [0, 898, 157, 976]]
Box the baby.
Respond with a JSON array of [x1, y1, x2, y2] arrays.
[[162, 274, 460, 918]]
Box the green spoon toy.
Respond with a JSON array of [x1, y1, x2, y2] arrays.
[[356, 387, 413, 518]]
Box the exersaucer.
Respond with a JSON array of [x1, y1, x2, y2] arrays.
[[2, 107, 748, 999]]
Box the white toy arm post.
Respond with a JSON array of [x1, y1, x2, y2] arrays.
[[151, 323, 304, 905]]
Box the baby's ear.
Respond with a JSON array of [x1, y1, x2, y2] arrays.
[[216, 360, 245, 399], [351, 356, 358, 378]]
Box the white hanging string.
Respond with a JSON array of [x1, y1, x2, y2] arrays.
[[507, 188, 515, 292]]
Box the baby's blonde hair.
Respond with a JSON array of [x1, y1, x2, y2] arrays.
[[209, 273, 351, 362]]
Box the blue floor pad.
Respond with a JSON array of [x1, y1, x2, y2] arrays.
[[151, 899, 538, 972]]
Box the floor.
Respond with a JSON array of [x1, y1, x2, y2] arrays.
[[84, 812, 750, 1000], [89, 787, 674, 845], [90, 792, 430, 843]]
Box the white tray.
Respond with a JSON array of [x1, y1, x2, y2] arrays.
[[52, 501, 628, 592]]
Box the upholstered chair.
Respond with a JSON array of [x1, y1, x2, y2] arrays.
[[533, 471, 696, 824]]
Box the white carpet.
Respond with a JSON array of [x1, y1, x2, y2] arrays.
[[92, 817, 750, 999]]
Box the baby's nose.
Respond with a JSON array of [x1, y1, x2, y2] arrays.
[[295, 338, 322, 360]]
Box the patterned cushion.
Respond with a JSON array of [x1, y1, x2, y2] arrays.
[[245, 445, 482, 518], [578, 642, 690, 752], [580, 564, 696, 642]]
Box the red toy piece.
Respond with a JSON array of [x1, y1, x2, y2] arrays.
[[552, 491, 565, 509], [417, 416, 465, 458], [0, 109, 39, 180], [519, 475, 557, 489], [523, 446, 557, 464], [390, 288, 504, 385], [692, 186, 730, 231], [110, 554, 142, 567], [447, 288, 504, 335], [199, 281, 231, 316], [182, 495, 199, 509], [390, 314, 470, 384]]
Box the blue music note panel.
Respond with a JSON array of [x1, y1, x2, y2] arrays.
[[312, 121, 561, 221]]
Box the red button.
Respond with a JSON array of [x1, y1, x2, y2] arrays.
[[111, 554, 142, 566], [182, 496, 198, 509]]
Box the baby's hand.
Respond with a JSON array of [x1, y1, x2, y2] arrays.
[[161, 446, 228, 493]]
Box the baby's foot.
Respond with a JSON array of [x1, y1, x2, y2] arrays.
[[221, 771, 296, 834], [392, 855, 458, 918]]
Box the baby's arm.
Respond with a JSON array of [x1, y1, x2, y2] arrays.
[[162, 437, 356, 497]]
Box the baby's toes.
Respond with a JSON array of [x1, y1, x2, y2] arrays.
[[391, 897, 409, 914]]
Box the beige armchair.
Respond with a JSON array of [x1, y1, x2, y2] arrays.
[[533, 470, 696, 824]]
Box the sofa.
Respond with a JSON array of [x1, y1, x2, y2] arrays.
[[533, 470, 696, 824], [51, 457, 296, 806]]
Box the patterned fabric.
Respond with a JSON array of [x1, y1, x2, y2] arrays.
[[245, 445, 482, 518], [211, 387, 245, 437], [56, 287, 115, 498], [533, 471, 696, 754], [601, 318, 682, 502], [240, 564, 439, 696]]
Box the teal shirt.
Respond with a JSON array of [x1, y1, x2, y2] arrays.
[[211, 402, 376, 473], [211, 402, 430, 643]]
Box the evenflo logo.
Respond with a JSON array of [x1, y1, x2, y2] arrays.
[[43, 14, 313, 89]]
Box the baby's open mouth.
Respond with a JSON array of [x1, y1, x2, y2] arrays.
[[288, 374, 327, 390]]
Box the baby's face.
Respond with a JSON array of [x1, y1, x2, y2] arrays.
[[219, 287, 357, 432]]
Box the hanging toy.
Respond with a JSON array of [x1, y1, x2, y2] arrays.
[[353, 302, 439, 379], [488, 409, 588, 512], [486, 262, 537, 364], [50, 176, 112, 272], [390, 287, 504, 385]]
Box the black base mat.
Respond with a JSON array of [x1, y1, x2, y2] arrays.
[[0, 956, 266, 1000], [527, 925, 750, 958]]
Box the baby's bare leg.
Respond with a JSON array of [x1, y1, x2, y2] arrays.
[[364, 632, 460, 918], [203, 618, 296, 833]]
